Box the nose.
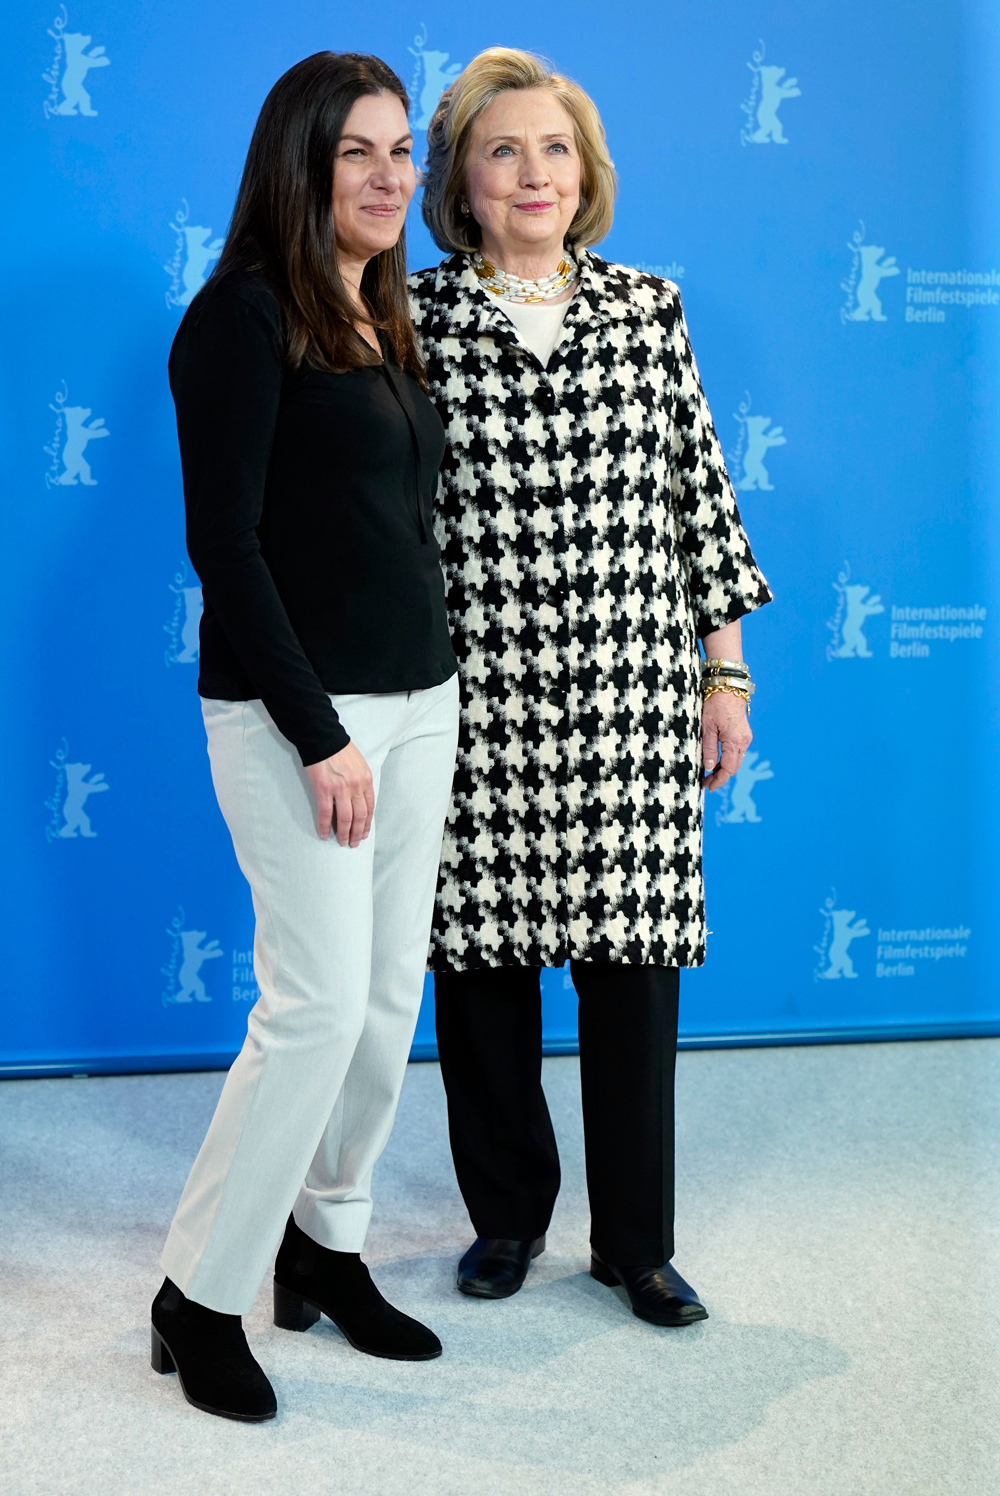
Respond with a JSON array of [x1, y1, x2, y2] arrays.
[[369, 152, 402, 192], [518, 145, 552, 190]]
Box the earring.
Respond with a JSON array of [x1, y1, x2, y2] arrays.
[[460, 200, 470, 217]]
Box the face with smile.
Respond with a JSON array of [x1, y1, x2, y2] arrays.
[[464, 87, 582, 279], [332, 91, 415, 289]]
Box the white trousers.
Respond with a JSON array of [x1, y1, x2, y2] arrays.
[[160, 674, 459, 1314]]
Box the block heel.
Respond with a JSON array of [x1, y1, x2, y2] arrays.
[[590, 1255, 619, 1287], [151, 1326, 176, 1374], [273, 1280, 321, 1333]]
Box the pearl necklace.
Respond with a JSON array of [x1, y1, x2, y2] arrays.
[[472, 251, 577, 304]]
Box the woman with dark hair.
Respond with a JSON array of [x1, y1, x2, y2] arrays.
[[151, 52, 458, 1422]]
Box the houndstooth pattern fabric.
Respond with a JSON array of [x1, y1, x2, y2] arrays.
[[409, 251, 772, 971]]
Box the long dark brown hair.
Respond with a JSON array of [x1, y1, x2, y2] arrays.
[[212, 52, 423, 377]]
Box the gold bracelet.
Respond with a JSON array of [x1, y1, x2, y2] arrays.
[[702, 682, 751, 711]]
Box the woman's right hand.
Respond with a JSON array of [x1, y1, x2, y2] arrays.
[[305, 742, 375, 846]]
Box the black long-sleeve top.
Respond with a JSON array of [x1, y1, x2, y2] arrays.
[[168, 271, 456, 765]]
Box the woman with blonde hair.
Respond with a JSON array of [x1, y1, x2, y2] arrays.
[[410, 48, 771, 1325]]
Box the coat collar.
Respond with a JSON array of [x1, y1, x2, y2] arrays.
[[419, 248, 636, 348]]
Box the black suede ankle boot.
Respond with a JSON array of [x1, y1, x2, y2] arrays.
[[150, 1278, 277, 1421], [273, 1214, 441, 1361]]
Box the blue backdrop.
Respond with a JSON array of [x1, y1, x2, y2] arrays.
[[3, 0, 997, 1076]]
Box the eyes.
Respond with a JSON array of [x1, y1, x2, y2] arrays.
[[491, 141, 572, 159], [340, 146, 412, 159]]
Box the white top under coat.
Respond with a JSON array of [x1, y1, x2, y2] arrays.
[[494, 295, 575, 369]]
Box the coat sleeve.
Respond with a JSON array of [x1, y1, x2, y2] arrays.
[[667, 288, 773, 637], [170, 281, 350, 764]]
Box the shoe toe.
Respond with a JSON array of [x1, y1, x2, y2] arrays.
[[456, 1239, 534, 1299], [388, 1308, 442, 1359], [240, 1364, 279, 1418], [185, 1355, 278, 1420], [457, 1265, 520, 1298], [226, 1378, 278, 1421], [666, 1298, 709, 1326], [627, 1286, 708, 1327], [410, 1322, 442, 1359]]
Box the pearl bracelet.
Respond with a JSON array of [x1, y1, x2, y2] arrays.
[[703, 675, 755, 695]]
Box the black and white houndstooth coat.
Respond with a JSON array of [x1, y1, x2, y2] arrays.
[[408, 250, 771, 972]]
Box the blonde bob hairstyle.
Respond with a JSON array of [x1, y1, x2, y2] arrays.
[[421, 47, 617, 255]]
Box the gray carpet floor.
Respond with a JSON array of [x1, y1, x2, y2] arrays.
[[2, 1040, 999, 1495]]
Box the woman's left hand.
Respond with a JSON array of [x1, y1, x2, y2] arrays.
[[702, 691, 752, 790]]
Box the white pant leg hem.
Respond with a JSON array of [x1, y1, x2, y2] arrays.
[[292, 1197, 374, 1255]]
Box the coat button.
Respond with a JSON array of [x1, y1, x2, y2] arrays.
[[545, 688, 566, 708], [532, 385, 554, 414]]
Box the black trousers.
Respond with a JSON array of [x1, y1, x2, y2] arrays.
[[434, 962, 679, 1267]]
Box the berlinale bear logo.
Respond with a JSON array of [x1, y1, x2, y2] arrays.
[[165, 202, 225, 309], [728, 394, 786, 493], [176, 931, 223, 1002], [408, 25, 462, 131], [841, 223, 900, 323], [716, 751, 774, 825], [58, 762, 109, 837], [826, 564, 885, 660], [740, 42, 800, 145], [162, 908, 223, 1005], [43, 7, 110, 118], [164, 564, 203, 666], [44, 383, 110, 488], [174, 589, 202, 664], [45, 739, 109, 841], [815, 894, 871, 980]]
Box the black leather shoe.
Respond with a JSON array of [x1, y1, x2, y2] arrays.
[[591, 1254, 708, 1326], [273, 1214, 441, 1361], [456, 1235, 547, 1299], [150, 1278, 277, 1421]]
